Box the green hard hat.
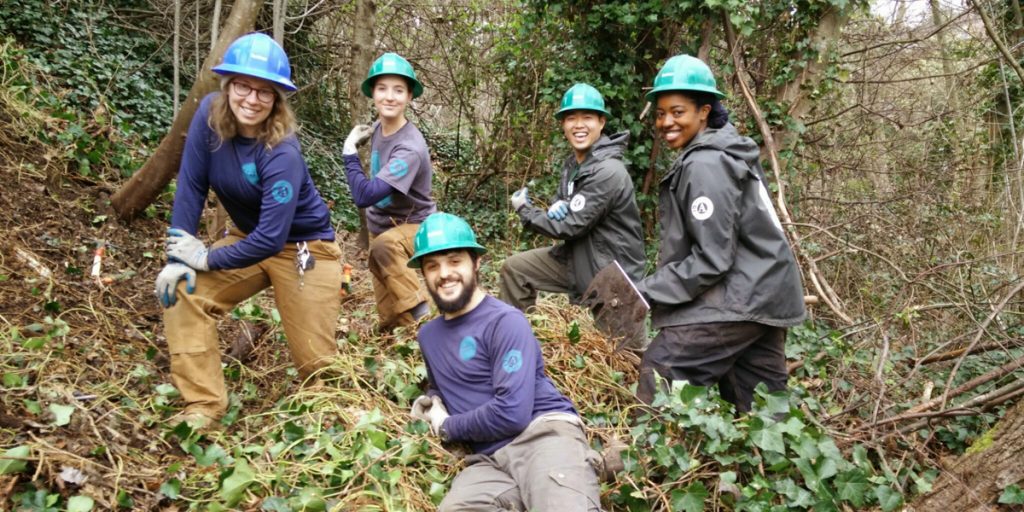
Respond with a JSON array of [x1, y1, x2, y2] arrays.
[[646, 54, 725, 102], [361, 52, 424, 99], [407, 213, 487, 268], [555, 83, 610, 119]]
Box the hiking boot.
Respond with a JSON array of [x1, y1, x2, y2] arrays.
[[598, 436, 629, 483], [171, 412, 218, 433]]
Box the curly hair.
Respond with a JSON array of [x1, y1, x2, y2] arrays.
[[208, 76, 298, 150]]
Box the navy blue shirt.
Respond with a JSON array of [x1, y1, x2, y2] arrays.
[[417, 296, 577, 455], [170, 94, 335, 270]]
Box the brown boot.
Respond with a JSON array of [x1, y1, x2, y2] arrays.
[[598, 436, 629, 483]]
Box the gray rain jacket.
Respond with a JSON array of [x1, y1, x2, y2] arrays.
[[636, 124, 805, 329], [517, 131, 645, 301]]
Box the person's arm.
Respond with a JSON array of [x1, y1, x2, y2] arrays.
[[517, 163, 627, 240], [169, 97, 214, 233], [342, 153, 397, 207], [442, 312, 539, 442], [636, 153, 743, 306], [205, 142, 305, 269]]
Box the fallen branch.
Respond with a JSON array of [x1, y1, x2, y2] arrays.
[[917, 338, 1024, 365]]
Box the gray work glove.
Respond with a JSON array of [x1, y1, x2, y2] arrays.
[[155, 262, 196, 308], [510, 187, 531, 211], [343, 124, 373, 155], [410, 395, 433, 423], [166, 228, 210, 271], [547, 200, 569, 221], [427, 396, 450, 437]]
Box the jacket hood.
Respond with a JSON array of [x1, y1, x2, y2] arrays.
[[684, 123, 760, 168], [590, 131, 629, 161]]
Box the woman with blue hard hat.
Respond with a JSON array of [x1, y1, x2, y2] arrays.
[[339, 52, 436, 331], [633, 55, 806, 411], [155, 33, 343, 429]]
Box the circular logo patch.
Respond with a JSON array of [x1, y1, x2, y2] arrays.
[[241, 162, 259, 185], [501, 349, 524, 374], [459, 336, 478, 361], [388, 158, 409, 178], [270, 180, 294, 204], [570, 194, 586, 212], [690, 196, 714, 220]]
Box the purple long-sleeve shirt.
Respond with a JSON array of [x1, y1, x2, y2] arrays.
[[170, 94, 335, 270], [417, 296, 577, 455]]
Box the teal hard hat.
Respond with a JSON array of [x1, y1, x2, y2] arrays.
[[212, 33, 296, 91], [361, 53, 424, 99], [555, 83, 610, 119], [407, 213, 487, 268], [646, 54, 724, 102]]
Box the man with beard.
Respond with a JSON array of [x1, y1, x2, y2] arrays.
[[406, 212, 603, 511]]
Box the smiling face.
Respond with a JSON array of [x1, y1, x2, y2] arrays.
[[421, 249, 482, 318], [561, 110, 606, 163], [655, 92, 711, 150], [227, 75, 278, 137], [372, 75, 412, 123]]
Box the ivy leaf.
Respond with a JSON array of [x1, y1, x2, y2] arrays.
[[778, 416, 806, 437], [49, 403, 75, 426], [0, 445, 30, 474], [750, 421, 786, 454], [220, 459, 255, 507], [875, 485, 904, 511], [670, 482, 708, 512], [194, 443, 229, 467], [834, 469, 870, 507], [566, 321, 581, 344], [159, 478, 180, 500], [999, 484, 1024, 505], [66, 495, 94, 512]]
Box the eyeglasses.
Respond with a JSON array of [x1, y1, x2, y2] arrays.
[[231, 81, 276, 103]]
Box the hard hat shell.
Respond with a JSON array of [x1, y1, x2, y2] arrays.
[[212, 33, 297, 91], [361, 53, 424, 99], [646, 54, 724, 102], [555, 83, 610, 119], [407, 213, 487, 268]]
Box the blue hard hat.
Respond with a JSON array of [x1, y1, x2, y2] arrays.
[[213, 33, 297, 91]]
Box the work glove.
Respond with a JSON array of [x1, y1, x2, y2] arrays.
[[155, 262, 196, 308], [547, 200, 569, 221], [510, 187, 531, 211], [427, 396, 450, 437], [410, 395, 433, 423], [166, 228, 210, 271], [343, 124, 373, 155]]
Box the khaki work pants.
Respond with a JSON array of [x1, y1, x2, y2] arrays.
[[163, 232, 343, 419], [498, 247, 571, 311], [439, 414, 603, 512], [368, 223, 427, 330]]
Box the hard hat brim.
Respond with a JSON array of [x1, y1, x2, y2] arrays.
[[407, 243, 487, 269], [213, 64, 297, 92], [554, 106, 611, 120], [645, 83, 725, 102], [361, 74, 425, 99]]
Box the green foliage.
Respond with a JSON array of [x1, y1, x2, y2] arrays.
[[614, 382, 904, 510]]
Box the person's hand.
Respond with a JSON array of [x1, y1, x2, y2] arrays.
[[343, 124, 373, 155], [155, 262, 196, 308], [510, 187, 531, 211], [410, 395, 433, 423], [166, 228, 209, 271], [428, 396, 450, 436], [547, 200, 569, 221]]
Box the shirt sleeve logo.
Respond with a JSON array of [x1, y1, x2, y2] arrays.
[[459, 336, 478, 361], [388, 158, 409, 178], [270, 180, 294, 204], [501, 349, 523, 373], [570, 194, 586, 212], [370, 150, 380, 176], [690, 196, 714, 220], [241, 162, 259, 185], [374, 195, 393, 208]]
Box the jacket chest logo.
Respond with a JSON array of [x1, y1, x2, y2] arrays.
[[691, 196, 714, 220]]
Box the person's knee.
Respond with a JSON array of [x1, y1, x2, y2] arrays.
[[367, 236, 397, 271]]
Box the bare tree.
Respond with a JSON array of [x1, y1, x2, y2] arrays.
[[349, 0, 375, 249]]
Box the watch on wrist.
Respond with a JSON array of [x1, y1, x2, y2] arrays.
[[438, 422, 451, 443]]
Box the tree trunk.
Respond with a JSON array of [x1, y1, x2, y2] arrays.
[[349, 0, 376, 249], [110, 0, 264, 221], [910, 397, 1024, 511]]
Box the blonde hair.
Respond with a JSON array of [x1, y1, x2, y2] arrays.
[[208, 76, 298, 149]]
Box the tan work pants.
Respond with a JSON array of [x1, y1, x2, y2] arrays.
[[163, 232, 343, 419], [368, 223, 427, 329]]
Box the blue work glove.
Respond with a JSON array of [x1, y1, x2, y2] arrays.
[[547, 200, 569, 221], [155, 262, 196, 308], [510, 187, 531, 211], [343, 124, 372, 155], [166, 228, 210, 271]]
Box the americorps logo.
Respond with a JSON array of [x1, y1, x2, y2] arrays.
[[270, 180, 294, 204]]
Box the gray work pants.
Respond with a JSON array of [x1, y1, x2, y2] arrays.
[[439, 414, 603, 512], [498, 247, 571, 311], [637, 321, 788, 412]]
